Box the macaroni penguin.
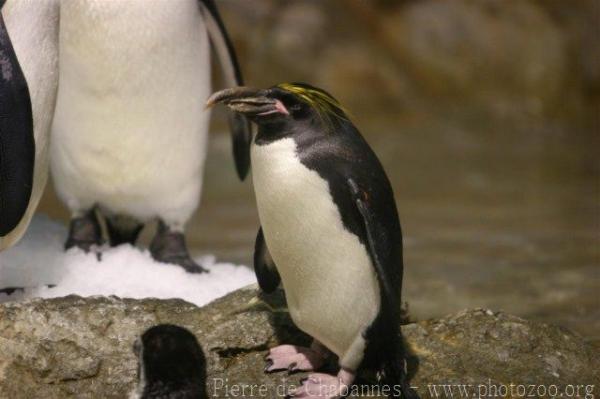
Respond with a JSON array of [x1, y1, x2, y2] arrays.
[[207, 83, 418, 398]]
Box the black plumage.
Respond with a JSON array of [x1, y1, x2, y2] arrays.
[[136, 324, 207, 399], [0, 9, 35, 236]]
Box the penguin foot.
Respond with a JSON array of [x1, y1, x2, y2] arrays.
[[287, 369, 354, 399], [150, 221, 208, 274], [65, 210, 103, 252], [264, 344, 327, 374]]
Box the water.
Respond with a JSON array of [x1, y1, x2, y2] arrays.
[[38, 107, 599, 345]]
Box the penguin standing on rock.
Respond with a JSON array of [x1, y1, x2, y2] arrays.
[[131, 324, 207, 399], [50, 0, 251, 272], [0, 0, 59, 251], [207, 83, 419, 398]]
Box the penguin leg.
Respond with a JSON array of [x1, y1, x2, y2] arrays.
[[288, 368, 355, 399], [288, 333, 366, 398], [149, 220, 207, 274], [265, 340, 329, 374], [105, 215, 144, 247], [65, 209, 103, 252]]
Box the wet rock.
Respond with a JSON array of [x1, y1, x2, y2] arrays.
[[0, 289, 598, 398]]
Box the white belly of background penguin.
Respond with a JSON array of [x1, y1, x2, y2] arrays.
[[50, 0, 250, 273], [208, 83, 419, 399], [52, 0, 210, 226]]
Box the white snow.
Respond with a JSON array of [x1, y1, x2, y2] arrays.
[[0, 215, 256, 306]]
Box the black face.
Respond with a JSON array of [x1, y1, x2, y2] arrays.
[[206, 84, 324, 126]]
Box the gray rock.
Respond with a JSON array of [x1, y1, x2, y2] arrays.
[[0, 289, 597, 398]]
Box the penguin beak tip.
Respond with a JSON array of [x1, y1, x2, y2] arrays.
[[205, 93, 221, 109]]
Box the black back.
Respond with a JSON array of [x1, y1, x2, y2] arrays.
[[0, 11, 35, 237]]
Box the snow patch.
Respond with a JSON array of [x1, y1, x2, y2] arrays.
[[0, 215, 256, 307]]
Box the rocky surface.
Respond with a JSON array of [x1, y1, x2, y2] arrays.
[[0, 287, 598, 398]]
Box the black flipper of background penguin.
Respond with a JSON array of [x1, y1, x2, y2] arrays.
[[199, 0, 252, 180], [0, 5, 35, 237], [254, 226, 281, 293]]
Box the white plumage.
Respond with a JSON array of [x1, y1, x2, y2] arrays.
[[251, 137, 381, 369], [50, 0, 212, 228]]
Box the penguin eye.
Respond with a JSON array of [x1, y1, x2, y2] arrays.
[[289, 104, 302, 112]]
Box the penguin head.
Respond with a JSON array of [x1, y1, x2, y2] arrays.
[[207, 83, 348, 129], [134, 324, 206, 398]]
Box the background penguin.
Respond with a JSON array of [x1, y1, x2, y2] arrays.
[[50, 0, 251, 273], [0, 0, 59, 251], [208, 83, 419, 398], [131, 324, 207, 399]]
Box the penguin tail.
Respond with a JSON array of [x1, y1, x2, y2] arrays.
[[379, 345, 420, 399], [368, 309, 420, 399]]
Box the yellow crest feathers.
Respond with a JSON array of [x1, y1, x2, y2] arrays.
[[277, 83, 349, 125]]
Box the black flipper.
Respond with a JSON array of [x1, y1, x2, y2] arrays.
[[347, 178, 396, 302], [254, 226, 280, 293], [0, 11, 35, 237], [199, 0, 252, 180], [348, 178, 419, 399]]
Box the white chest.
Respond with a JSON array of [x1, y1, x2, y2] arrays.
[[251, 138, 380, 356]]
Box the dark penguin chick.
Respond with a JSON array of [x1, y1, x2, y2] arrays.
[[132, 324, 207, 399], [207, 84, 419, 399]]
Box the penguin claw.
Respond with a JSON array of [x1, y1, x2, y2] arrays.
[[179, 259, 209, 274], [149, 221, 208, 274], [264, 359, 274, 373], [160, 256, 209, 274], [287, 362, 298, 375]]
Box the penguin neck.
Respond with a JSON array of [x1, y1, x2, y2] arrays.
[[255, 118, 320, 146], [255, 120, 296, 145]]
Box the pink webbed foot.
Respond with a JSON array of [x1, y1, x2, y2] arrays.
[[264, 343, 327, 373], [287, 369, 355, 399]]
